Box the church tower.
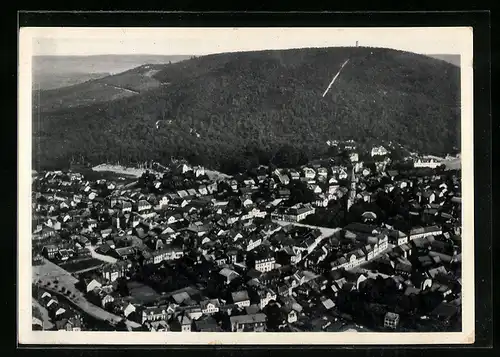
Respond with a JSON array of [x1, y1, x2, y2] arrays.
[[347, 166, 357, 212]]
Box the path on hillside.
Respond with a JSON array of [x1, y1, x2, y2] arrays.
[[102, 82, 140, 94]]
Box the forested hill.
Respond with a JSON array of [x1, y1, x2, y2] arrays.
[[33, 47, 461, 173]]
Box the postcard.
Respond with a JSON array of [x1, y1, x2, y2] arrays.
[[18, 26, 473, 345]]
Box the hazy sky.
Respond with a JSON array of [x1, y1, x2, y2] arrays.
[[25, 27, 471, 57]]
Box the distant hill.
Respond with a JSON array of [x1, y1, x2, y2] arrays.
[[33, 47, 460, 173], [35, 64, 168, 112], [32, 54, 191, 90], [33, 72, 112, 91]]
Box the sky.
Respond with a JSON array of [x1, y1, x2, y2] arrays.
[[24, 27, 472, 57]]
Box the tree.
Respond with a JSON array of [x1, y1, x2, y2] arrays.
[[288, 180, 316, 205]]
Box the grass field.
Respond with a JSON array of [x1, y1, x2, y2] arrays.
[[127, 281, 160, 304], [58, 258, 104, 273]]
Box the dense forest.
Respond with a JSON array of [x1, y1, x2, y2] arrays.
[[32, 47, 460, 173]]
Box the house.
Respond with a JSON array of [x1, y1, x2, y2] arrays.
[[317, 167, 328, 177], [114, 246, 136, 260], [289, 170, 300, 180], [184, 306, 203, 321], [158, 196, 169, 209], [409, 225, 443, 240], [101, 261, 130, 282], [84, 278, 103, 293], [40, 226, 56, 239], [139, 306, 170, 324], [273, 170, 290, 185], [255, 254, 276, 273], [371, 146, 389, 157], [414, 158, 441, 169], [123, 303, 137, 318], [174, 315, 192, 332], [64, 316, 82, 331], [245, 236, 262, 252], [286, 204, 316, 222], [42, 245, 58, 259], [320, 297, 336, 311], [100, 228, 113, 239], [384, 312, 400, 329], [338, 168, 348, 180], [308, 184, 322, 194], [258, 288, 277, 309], [232, 290, 251, 308], [136, 199, 152, 213], [388, 230, 409, 246], [200, 299, 220, 315], [194, 315, 220, 332], [198, 185, 208, 196], [302, 167, 316, 179], [146, 320, 170, 332], [100, 293, 115, 308], [282, 305, 298, 324], [230, 313, 267, 332], [219, 268, 240, 285]]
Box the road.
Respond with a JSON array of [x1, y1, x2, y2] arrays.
[[32, 297, 54, 330], [33, 259, 141, 330], [88, 245, 118, 264], [272, 220, 341, 238]]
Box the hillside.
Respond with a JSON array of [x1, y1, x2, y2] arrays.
[[35, 64, 168, 112], [32, 54, 191, 90], [33, 47, 461, 173]]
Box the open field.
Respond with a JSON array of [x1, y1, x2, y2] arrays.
[[91, 164, 232, 181], [58, 258, 104, 273], [127, 281, 161, 305], [92, 164, 149, 178], [422, 155, 461, 171], [204, 169, 232, 181]]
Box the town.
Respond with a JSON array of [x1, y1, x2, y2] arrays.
[[31, 142, 462, 333]]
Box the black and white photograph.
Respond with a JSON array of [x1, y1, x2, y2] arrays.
[[18, 26, 474, 345]]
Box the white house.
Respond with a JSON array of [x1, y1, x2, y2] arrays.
[[303, 167, 316, 179], [371, 146, 389, 157], [86, 279, 102, 293], [200, 299, 220, 315], [255, 256, 275, 273], [159, 196, 169, 209], [414, 158, 441, 169], [258, 289, 277, 309]]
